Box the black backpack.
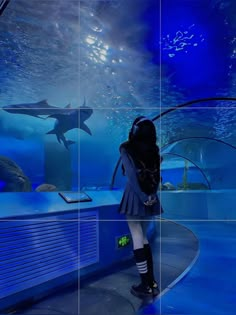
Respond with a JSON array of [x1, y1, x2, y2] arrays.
[[136, 159, 160, 194]]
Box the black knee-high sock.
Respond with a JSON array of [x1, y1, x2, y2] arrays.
[[144, 243, 156, 285], [133, 248, 149, 287]]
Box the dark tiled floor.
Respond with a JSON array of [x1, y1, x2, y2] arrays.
[[80, 219, 198, 315], [143, 221, 236, 315], [11, 285, 79, 315], [9, 219, 198, 315]]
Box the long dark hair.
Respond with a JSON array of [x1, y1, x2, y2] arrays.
[[120, 116, 161, 173]]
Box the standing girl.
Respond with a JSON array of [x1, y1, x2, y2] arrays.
[[119, 116, 163, 298]]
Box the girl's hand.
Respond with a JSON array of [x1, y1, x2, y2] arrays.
[[144, 195, 157, 206]]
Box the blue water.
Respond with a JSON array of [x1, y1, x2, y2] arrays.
[[161, 167, 208, 188], [0, 0, 235, 190], [1, 2, 236, 315]]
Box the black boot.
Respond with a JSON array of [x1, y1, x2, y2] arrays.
[[144, 243, 160, 296], [131, 248, 152, 298]]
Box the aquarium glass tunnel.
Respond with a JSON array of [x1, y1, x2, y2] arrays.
[[0, 1, 236, 315]]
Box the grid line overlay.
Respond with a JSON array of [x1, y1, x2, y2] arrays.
[[159, 0, 162, 313], [1, 2, 235, 315], [78, 1, 81, 314]]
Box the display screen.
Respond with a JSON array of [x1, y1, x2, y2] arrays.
[[58, 191, 92, 203]]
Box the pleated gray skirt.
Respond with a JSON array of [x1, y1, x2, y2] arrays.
[[118, 184, 163, 217]]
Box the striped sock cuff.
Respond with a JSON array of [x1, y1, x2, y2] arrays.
[[136, 260, 148, 274]]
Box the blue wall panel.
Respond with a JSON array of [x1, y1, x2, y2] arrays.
[[0, 218, 78, 311]]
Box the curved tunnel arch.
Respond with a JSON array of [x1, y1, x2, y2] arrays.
[[160, 136, 236, 191], [152, 97, 236, 121], [0, 0, 11, 17], [110, 97, 236, 189], [110, 148, 212, 190], [161, 152, 211, 190], [161, 136, 236, 152], [162, 136, 236, 189]]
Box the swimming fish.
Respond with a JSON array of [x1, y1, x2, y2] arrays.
[[2, 99, 61, 118], [46, 100, 93, 149], [2, 99, 93, 149]]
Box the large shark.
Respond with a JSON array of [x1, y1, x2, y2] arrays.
[[46, 101, 93, 149], [2, 99, 93, 149], [2, 100, 62, 118]]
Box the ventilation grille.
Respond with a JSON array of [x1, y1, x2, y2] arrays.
[[0, 220, 78, 299], [79, 211, 99, 269]]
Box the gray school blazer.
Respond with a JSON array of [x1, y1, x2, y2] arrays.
[[118, 147, 163, 217]]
